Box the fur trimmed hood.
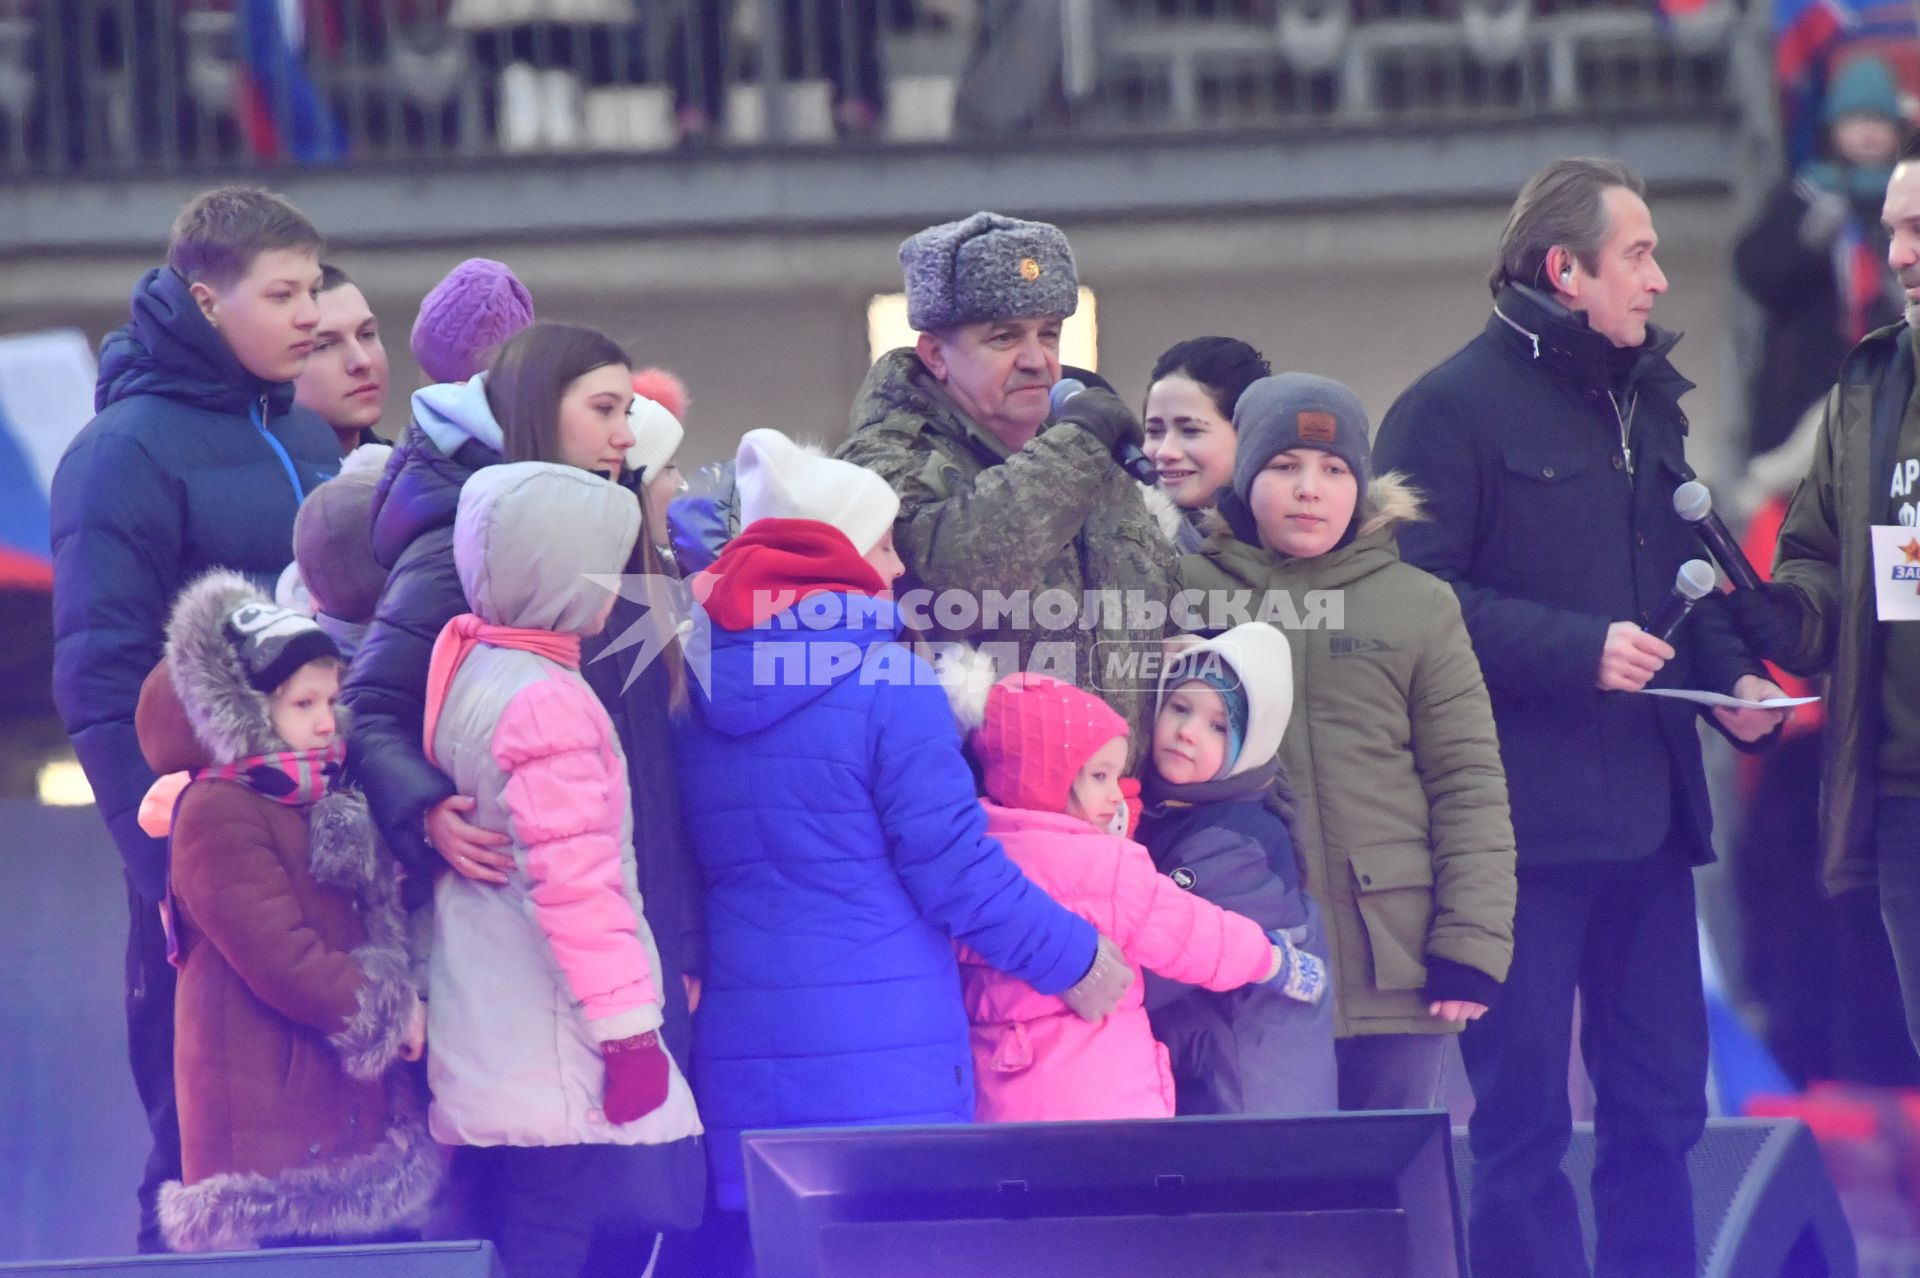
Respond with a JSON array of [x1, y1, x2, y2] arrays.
[[1137, 482, 1188, 543], [1354, 471, 1424, 538], [161, 570, 300, 764]]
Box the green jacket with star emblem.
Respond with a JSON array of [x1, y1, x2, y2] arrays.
[[1771, 321, 1916, 894], [837, 348, 1177, 739], [1178, 475, 1516, 1038]]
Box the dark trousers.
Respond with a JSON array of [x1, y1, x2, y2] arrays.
[[676, 1206, 753, 1278], [1461, 849, 1708, 1278], [1875, 796, 1920, 1057], [125, 878, 181, 1253], [448, 1144, 683, 1278], [1335, 1033, 1449, 1111]]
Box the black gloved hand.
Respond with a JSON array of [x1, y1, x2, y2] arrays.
[[1056, 388, 1145, 457], [1723, 581, 1804, 665]]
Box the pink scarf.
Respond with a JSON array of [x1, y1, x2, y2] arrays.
[[424, 613, 582, 766], [196, 740, 346, 807]]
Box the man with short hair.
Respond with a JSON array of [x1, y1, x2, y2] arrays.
[[294, 262, 389, 453], [1373, 158, 1784, 1278], [837, 211, 1174, 733], [50, 185, 340, 1250], [1730, 132, 1920, 1065]]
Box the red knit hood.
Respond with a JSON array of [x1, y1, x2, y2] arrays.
[[692, 518, 886, 631]]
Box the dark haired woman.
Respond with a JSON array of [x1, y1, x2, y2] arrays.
[[339, 321, 705, 1260], [1142, 337, 1271, 552]]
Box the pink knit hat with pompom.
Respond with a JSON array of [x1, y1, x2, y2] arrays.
[[972, 673, 1129, 814]]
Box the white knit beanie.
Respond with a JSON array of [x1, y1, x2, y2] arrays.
[[735, 428, 900, 555], [625, 395, 685, 484]]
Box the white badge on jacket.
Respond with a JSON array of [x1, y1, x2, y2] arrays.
[[1872, 525, 1920, 621]]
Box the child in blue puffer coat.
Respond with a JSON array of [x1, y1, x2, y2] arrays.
[[673, 430, 1134, 1256]]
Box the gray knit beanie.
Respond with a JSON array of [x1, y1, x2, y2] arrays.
[[1230, 373, 1373, 503]]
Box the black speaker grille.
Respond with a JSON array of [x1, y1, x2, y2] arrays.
[[1452, 1122, 1775, 1277]]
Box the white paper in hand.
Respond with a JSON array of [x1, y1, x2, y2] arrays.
[[1633, 688, 1821, 711], [1872, 525, 1920, 621]]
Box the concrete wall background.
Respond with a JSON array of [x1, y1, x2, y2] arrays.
[[0, 195, 1748, 484]]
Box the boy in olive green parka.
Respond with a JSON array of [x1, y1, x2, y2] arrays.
[[1178, 373, 1516, 1112]]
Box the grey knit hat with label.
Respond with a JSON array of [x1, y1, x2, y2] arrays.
[[1231, 373, 1373, 502], [900, 211, 1079, 332]]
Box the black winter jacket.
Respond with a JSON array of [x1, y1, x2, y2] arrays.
[[51, 267, 340, 901], [341, 419, 500, 875], [1374, 284, 1765, 869], [1735, 178, 1898, 455], [1138, 772, 1339, 1116]]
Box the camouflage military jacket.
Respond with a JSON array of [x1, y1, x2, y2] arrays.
[[838, 349, 1176, 738]]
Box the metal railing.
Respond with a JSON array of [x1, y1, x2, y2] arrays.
[[0, 0, 1747, 177]]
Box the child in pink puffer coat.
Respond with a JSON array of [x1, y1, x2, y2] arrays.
[[420, 461, 700, 1278], [953, 671, 1322, 1122]]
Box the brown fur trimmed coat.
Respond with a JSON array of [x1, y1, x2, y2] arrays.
[[135, 571, 438, 1253]]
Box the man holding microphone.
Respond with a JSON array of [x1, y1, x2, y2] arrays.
[[1374, 157, 1784, 1278], [1728, 134, 1920, 1063], [837, 211, 1175, 737]]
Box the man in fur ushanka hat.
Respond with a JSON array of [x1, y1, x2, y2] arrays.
[[837, 212, 1176, 743]]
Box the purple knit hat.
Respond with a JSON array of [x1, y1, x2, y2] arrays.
[[410, 258, 535, 384]]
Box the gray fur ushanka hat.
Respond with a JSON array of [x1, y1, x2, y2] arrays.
[[900, 211, 1079, 332]]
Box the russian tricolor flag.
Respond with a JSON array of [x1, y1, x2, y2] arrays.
[[235, 0, 347, 164], [1774, 0, 1859, 168], [1775, 0, 1855, 85], [0, 331, 96, 593]]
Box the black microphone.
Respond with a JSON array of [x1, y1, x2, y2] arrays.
[[1673, 481, 1764, 591], [1648, 559, 1717, 642], [1050, 377, 1157, 485]]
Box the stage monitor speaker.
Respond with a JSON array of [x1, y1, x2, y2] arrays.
[[743, 1110, 1465, 1278], [1452, 1118, 1857, 1278], [0, 1241, 503, 1276]]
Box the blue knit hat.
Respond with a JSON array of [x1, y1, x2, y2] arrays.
[[1825, 57, 1903, 126], [1162, 649, 1249, 778]]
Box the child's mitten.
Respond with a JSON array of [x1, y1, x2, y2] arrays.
[[1062, 934, 1134, 1023], [138, 771, 192, 838], [602, 1031, 671, 1124], [1265, 932, 1328, 1005]]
